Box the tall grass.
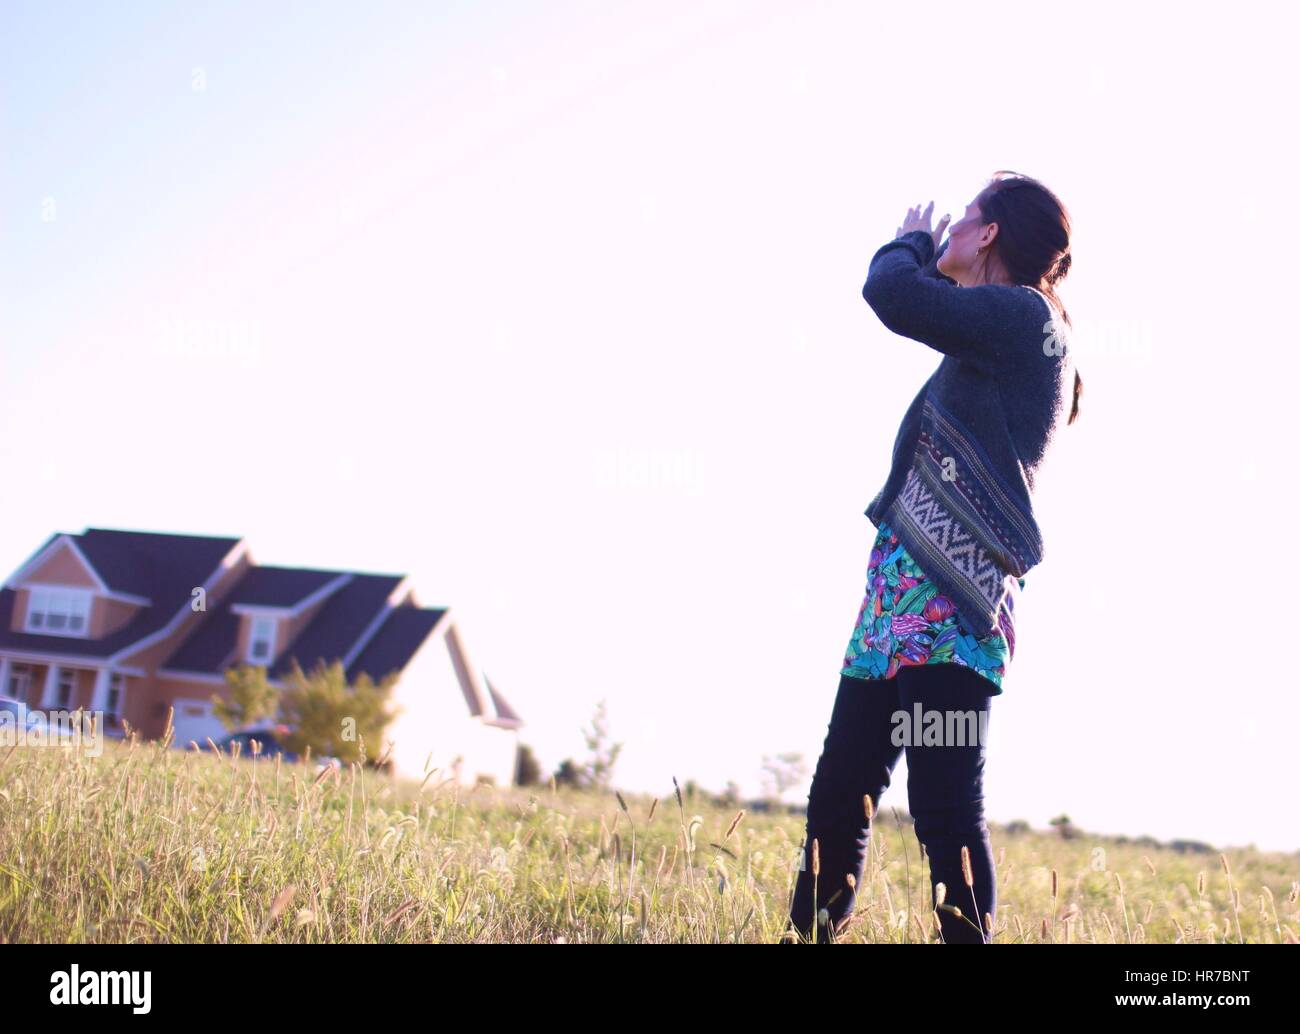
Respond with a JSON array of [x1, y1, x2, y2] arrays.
[[0, 737, 1296, 943]]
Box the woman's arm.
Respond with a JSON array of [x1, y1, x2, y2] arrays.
[[862, 230, 1028, 371]]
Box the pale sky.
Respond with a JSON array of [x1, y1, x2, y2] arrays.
[[3, 1, 1297, 851]]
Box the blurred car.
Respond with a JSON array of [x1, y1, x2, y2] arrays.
[[0, 695, 50, 735], [0, 695, 88, 742]]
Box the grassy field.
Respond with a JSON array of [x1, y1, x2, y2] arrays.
[[1, 736, 1296, 944]]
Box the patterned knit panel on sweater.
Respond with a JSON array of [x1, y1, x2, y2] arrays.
[[881, 396, 1037, 638]]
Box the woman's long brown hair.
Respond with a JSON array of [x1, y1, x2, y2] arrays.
[[975, 170, 1082, 425]]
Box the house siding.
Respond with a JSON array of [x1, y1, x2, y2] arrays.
[[108, 551, 252, 737], [90, 597, 140, 638], [148, 675, 229, 740], [9, 590, 29, 632], [24, 542, 99, 588], [383, 619, 518, 787], [3, 533, 518, 787]]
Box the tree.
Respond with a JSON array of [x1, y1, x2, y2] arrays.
[[213, 664, 280, 732], [1049, 813, 1080, 840], [551, 758, 583, 788], [514, 743, 542, 786], [276, 659, 399, 765], [580, 699, 622, 791], [717, 780, 742, 809]]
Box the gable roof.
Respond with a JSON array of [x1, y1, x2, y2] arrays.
[[0, 528, 244, 660], [226, 566, 348, 609], [75, 529, 241, 599], [161, 604, 240, 673], [345, 605, 448, 684], [4, 532, 106, 592], [270, 574, 405, 679], [3, 527, 521, 730], [162, 569, 410, 680]]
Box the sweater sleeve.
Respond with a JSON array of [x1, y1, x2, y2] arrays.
[[921, 236, 957, 283], [862, 229, 1027, 370]]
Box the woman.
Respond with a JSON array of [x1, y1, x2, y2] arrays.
[[784, 171, 1080, 944]]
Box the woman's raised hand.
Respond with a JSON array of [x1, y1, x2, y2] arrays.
[[895, 200, 950, 251]]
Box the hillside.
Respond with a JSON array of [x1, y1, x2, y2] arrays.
[[0, 738, 1295, 944]]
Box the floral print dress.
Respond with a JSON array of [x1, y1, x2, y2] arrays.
[[840, 519, 1021, 694]]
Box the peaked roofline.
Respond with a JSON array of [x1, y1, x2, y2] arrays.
[[108, 538, 251, 664], [229, 572, 353, 619], [17, 580, 151, 608], [4, 533, 110, 594], [341, 576, 414, 670]]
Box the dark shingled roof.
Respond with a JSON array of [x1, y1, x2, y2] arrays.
[[226, 566, 345, 608], [346, 605, 447, 684], [164, 571, 407, 677], [76, 529, 241, 599], [270, 574, 405, 679], [162, 607, 240, 673], [0, 528, 242, 659], [5, 528, 519, 725]]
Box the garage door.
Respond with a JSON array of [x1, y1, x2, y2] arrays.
[[170, 700, 227, 749]]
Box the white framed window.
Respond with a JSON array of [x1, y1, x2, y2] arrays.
[[55, 669, 76, 709], [247, 616, 277, 664], [7, 663, 32, 701], [26, 588, 93, 637], [106, 673, 125, 723]]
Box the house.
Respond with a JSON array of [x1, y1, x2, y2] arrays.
[[0, 528, 522, 786]]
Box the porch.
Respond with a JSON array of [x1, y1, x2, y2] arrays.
[[0, 655, 130, 731]]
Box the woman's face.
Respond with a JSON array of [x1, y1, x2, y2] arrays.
[[938, 197, 999, 285]]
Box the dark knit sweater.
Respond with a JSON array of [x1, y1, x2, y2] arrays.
[[860, 229, 1075, 638]]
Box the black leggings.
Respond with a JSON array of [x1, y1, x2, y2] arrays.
[[787, 665, 996, 943]]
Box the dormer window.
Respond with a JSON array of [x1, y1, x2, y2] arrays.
[[26, 588, 92, 637], [247, 616, 277, 664]]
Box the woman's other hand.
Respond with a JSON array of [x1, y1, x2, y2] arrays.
[[895, 200, 951, 252]]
